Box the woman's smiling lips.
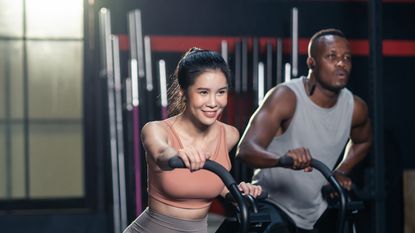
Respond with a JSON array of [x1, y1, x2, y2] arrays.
[[203, 110, 217, 118]]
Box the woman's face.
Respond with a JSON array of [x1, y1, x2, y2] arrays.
[[184, 69, 228, 127]]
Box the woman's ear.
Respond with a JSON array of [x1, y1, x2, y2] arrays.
[[180, 90, 186, 102]]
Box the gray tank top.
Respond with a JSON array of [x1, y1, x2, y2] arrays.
[[252, 77, 354, 229]]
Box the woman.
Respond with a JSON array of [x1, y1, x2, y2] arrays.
[[123, 48, 262, 233]]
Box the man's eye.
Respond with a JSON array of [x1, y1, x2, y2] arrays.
[[328, 54, 336, 60]]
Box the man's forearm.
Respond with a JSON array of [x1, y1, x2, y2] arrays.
[[336, 141, 371, 174], [236, 144, 280, 168]]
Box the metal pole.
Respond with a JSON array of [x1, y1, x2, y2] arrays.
[[112, 35, 128, 230], [368, 0, 385, 233], [276, 38, 283, 85], [291, 7, 298, 78], [241, 39, 248, 93], [127, 10, 143, 216], [144, 36, 153, 92], [98, 8, 121, 233], [4, 46, 12, 199], [258, 62, 265, 106], [266, 40, 273, 91], [158, 60, 168, 119], [221, 40, 228, 64], [252, 38, 259, 105]]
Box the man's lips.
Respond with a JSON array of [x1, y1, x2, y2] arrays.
[[335, 69, 349, 77]]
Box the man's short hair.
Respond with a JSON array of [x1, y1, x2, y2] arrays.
[[308, 29, 346, 57]]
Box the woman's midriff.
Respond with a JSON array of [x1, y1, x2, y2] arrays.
[[148, 196, 210, 220]]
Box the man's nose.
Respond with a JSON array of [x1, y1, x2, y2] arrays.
[[336, 58, 347, 68]]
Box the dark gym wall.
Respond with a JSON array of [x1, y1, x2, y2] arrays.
[[91, 1, 415, 232]]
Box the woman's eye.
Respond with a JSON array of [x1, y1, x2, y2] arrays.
[[199, 91, 208, 95], [217, 90, 227, 95]]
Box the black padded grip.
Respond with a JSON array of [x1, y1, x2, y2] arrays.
[[168, 156, 186, 169], [278, 155, 293, 168]]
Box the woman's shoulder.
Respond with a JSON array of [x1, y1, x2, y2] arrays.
[[217, 121, 240, 147], [143, 120, 163, 129], [142, 120, 170, 137], [217, 121, 238, 134]]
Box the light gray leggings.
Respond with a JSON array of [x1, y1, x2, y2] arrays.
[[123, 208, 208, 233]]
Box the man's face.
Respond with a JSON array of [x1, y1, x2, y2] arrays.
[[313, 35, 352, 93]]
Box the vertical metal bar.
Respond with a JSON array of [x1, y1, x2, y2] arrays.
[[276, 38, 283, 85], [369, 0, 385, 233], [252, 38, 259, 94], [127, 10, 142, 215], [98, 8, 121, 233], [144, 35, 155, 121], [130, 59, 139, 108], [266, 40, 273, 91], [241, 39, 248, 93], [234, 42, 241, 94], [291, 7, 298, 78], [128, 10, 145, 78], [258, 62, 265, 106], [221, 40, 228, 64], [125, 78, 133, 111], [241, 38, 250, 182], [284, 63, 291, 82], [4, 47, 12, 198], [158, 60, 168, 119], [23, 0, 30, 198], [112, 35, 128, 230], [252, 38, 259, 108], [233, 41, 242, 180], [144, 36, 153, 91]]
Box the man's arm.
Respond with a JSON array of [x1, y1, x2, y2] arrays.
[[236, 86, 297, 168], [335, 95, 373, 174]]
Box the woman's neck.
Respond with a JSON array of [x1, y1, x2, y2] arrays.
[[175, 113, 215, 138]]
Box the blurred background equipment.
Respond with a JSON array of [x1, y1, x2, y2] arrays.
[[1, 0, 414, 233]]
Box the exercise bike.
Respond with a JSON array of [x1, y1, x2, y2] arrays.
[[168, 155, 360, 233]]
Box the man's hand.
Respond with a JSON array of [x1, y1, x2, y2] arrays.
[[334, 170, 352, 190], [324, 171, 352, 200], [286, 147, 313, 172]]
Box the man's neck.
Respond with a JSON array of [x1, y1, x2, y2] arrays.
[[304, 76, 340, 108]]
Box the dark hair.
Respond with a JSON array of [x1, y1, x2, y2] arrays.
[[308, 28, 346, 57], [167, 47, 231, 116]]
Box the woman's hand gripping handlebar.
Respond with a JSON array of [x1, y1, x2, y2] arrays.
[[168, 156, 251, 233]]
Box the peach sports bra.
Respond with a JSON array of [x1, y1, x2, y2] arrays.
[[147, 120, 231, 209]]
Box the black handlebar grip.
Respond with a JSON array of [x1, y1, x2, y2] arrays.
[[167, 156, 250, 233], [257, 190, 269, 200], [168, 156, 186, 169], [278, 155, 294, 168]]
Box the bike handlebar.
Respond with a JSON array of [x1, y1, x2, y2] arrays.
[[168, 156, 250, 233], [278, 155, 347, 233]]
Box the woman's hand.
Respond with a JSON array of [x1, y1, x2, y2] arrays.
[[238, 182, 262, 198], [177, 146, 211, 172]]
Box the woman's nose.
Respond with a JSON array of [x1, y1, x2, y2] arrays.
[[206, 94, 218, 107]]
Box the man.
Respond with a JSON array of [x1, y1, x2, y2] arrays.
[[236, 28, 372, 232]]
